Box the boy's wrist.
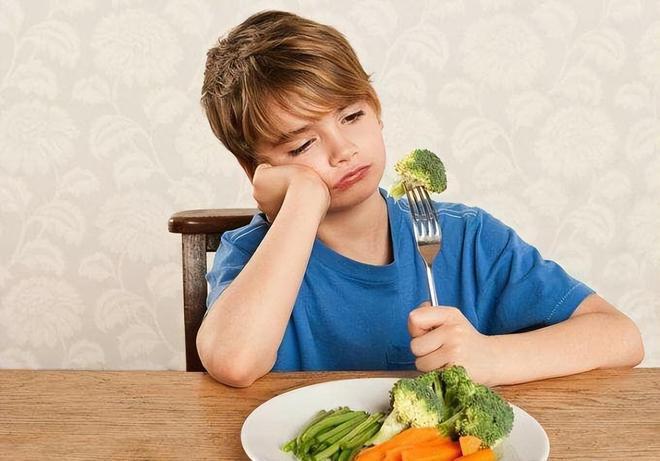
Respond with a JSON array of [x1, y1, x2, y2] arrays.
[[279, 188, 328, 225], [482, 334, 513, 386], [287, 175, 331, 215]]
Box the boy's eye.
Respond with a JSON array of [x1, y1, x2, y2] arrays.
[[287, 110, 365, 157], [289, 140, 314, 156], [343, 110, 365, 123]]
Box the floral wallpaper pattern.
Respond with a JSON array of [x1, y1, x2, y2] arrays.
[[0, 0, 658, 370]]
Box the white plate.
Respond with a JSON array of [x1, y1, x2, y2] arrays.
[[241, 378, 549, 461]]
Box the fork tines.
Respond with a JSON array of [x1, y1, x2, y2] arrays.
[[403, 183, 440, 240]]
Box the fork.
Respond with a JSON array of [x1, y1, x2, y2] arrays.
[[404, 183, 442, 307]]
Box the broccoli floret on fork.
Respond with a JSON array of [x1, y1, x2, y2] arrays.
[[389, 148, 447, 200]]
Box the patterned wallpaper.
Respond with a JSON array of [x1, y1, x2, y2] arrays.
[[0, 0, 658, 370]]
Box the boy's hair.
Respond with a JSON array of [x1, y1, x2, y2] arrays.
[[200, 10, 382, 181]]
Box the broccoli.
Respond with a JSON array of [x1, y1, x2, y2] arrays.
[[368, 373, 445, 446], [441, 385, 514, 447], [389, 148, 447, 199], [414, 369, 444, 395], [438, 366, 513, 447], [439, 363, 479, 415], [368, 366, 514, 448], [390, 374, 446, 427]]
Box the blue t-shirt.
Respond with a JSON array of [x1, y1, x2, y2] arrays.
[[206, 187, 594, 371]]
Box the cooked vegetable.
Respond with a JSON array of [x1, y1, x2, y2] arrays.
[[389, 148, 447, 200], [437, 374, 513, 447], [455, 448, 496, 461], [400, 440, 461, 461], [282, 367, 511, 460], [458, 436, 483, 455], [281, 406, 385, 460], [368, 366, 513, 449], [355, 427, 450, 461], [369, 371, 445, 446], [355, 427, 463, 461]]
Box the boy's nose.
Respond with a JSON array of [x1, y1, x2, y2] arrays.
[[328, 138, 358, 166]]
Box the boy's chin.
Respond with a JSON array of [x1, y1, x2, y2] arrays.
[[328, 182, 380, 211]]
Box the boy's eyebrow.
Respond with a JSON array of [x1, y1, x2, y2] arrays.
[[273, 105, 350, 146]]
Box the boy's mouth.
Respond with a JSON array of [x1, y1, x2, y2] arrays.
[[334, 165, 371, 190]]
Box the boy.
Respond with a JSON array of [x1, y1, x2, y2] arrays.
[[197, 10, 644, 388]]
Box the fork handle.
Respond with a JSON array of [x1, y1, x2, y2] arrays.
[[425, 263, 439, 306]]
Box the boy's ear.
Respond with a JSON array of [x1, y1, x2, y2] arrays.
[[379, 119, 384, 129]]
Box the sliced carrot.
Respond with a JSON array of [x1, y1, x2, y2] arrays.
[[413, 436, 453, 447], [356, 427, 457, 461], [401, 441, 461, 461], [355, 447, 385, 461], [361, 427, 442, 456], [459, 435, 483, 455], [455, 448, 496, 461], [382, 445, 413, 460], [388, 427, 445, 446], [412, 456, 460, 461], [397, 439, 451, 453], [383, 450, 403, 461]]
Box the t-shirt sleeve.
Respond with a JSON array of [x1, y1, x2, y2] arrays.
[[205, 233, 253, 315], [472, 208, 595, 335]]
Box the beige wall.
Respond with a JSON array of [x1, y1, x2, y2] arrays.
[[0, 0, 658, 370]]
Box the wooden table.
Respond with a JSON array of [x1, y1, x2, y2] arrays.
[[1, 368, 658, 460]]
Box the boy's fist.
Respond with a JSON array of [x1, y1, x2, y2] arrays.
[[252, 162, 330, 223], [408, 301, 497, 385]]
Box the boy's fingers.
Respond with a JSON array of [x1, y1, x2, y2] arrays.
[[415, 350, 454, 373], [410, 326, 449, 357], [408, 305, 453, 338], [407, 301, 431, 337]]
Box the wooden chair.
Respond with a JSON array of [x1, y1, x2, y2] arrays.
[[168, 208, 259, 371]]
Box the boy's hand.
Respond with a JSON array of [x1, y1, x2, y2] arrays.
[[408, 301, 498, 386], [252, 162, 330, 223]]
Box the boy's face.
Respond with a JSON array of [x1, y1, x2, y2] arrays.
[[256, 98, 386, 211]]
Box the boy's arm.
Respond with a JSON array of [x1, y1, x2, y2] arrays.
[[488, 293, 645, 385], [197, 171, 329, 388], [409, 294, 645, 387]]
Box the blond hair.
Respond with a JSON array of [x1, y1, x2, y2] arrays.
[[200, 10, 382, 180]]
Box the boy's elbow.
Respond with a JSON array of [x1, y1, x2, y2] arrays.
[[196, 327, 272, 388], [206, 361, 260, 388], [616, 314, 645, 368], [628, 320, 645, 367]]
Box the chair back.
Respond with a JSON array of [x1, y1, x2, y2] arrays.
[[168, 208, 258, 371]]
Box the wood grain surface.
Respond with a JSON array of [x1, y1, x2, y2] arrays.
[[0, 368, 658, 460]]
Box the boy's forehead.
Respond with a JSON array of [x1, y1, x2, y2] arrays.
[[270, 103, 312, 128], [268, 97, 331, 127], [264, 100, 338, 145]]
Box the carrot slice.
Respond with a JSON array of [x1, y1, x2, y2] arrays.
[[397, 439, 452, 453], [355, 448, 385, 461], [388, 427, 445, 446], [383, 450, 403, 461], [401, 441, 462, 461], [455, 448, 496, 461], [459, 435, 483, 455], [414, 436, 453, 447], [356, 427, 449, 461], [364, 427, 442, 454], [382, 445, 413, 460]]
